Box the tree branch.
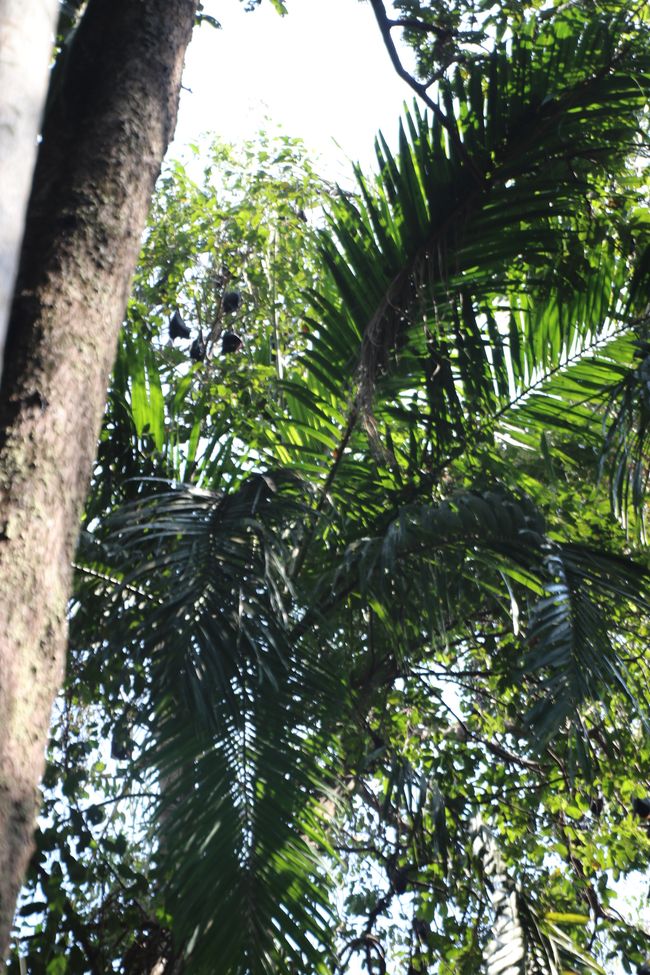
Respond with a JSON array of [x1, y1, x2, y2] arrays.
[[388, 16, 452, 40], [367, 0, 470, 166]]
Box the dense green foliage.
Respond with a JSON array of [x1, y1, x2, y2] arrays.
[[10, 2, 650, 973]]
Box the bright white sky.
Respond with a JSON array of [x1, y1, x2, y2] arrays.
[[172, 0, 414, 182]]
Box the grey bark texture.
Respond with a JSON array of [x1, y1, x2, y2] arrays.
[[0, 0, 59, 384], [0, 0, 198, 959]]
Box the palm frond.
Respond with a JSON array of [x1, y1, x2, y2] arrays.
[[152, 678, 337, 975], [522, 543, 650, 748], [329, 489, 547, 619], [103, 473, 301, 713], [501, 309, 650, 535], [87, 474, 343, 972], [601, 339, 650, 534], [322, 489, 650, 751], [301, 12, 649, 466], [501, 328, 637, 451]]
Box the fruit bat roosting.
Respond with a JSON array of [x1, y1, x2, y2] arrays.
[[190, 333, 206, 362], [169, 309, 191, 340], [222, 331, 243, 354], [223, 291, 241, 314], [633, 796, 650, 819]]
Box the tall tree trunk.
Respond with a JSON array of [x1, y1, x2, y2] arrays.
[[0, 0, 198, 958], [0, 0, 58, 382]]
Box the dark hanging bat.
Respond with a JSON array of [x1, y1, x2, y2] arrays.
[[111, 731, 132, 761], [223, 290, 241, 314], [169, 309, 191, 340], [589, 795, 604, 817], [190, 333, 206, 362], [222, 331, 243, 354], [633, 797, 650, 819]]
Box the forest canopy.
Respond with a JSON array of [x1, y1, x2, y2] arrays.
[[7, 1, 650, 973]]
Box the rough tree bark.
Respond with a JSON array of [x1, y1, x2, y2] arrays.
[[0, 0, 198, 958], [0, 0, 59, 382]]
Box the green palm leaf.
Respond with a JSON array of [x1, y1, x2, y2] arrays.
[[324, 489, 650, 750], [105, 474, 298, 711], [523, 543, 650, 748], [91, 474, 342, 972], [601, 340, 650, 533], [298, 12, 649, 470], [152, 681, 336, 975]]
